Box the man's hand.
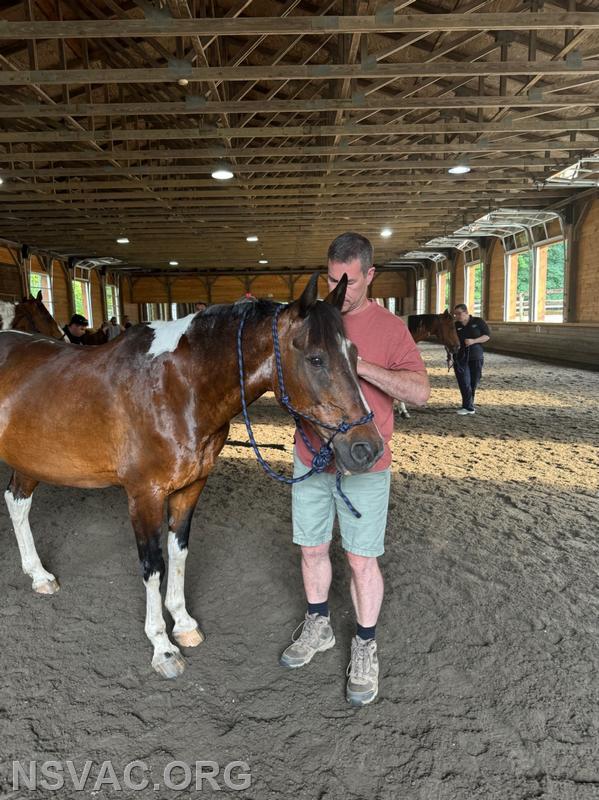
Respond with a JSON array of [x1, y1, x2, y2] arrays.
[[464, 335, 490, 347], [356, 358, 430, 406]]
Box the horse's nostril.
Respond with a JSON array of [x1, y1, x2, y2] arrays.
[[350, 441, 373, 465]]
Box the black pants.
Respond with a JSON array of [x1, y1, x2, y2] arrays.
[[453, 358, 483, 411]]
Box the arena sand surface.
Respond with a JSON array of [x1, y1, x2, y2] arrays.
[[0, 344, 598, 800]]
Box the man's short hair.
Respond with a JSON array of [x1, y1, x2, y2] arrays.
[[70, 313, 88, 326], [327, 232, 373, 275], [454, 303, 468, 313]]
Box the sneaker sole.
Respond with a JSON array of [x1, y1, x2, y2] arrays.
[[279, 635, 336, 669], [346, 686, 378, 706]]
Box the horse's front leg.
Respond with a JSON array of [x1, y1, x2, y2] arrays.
[[128, 490, 185, 679], [165, 478, 208, 648]]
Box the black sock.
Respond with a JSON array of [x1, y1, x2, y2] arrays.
[[356, 623, 376, 641], [307, 600, 329, 618]]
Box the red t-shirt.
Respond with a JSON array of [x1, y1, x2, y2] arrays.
[[295, 300, 426, 472]]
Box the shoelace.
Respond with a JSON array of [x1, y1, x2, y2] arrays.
[[291, 616, 322, 647], [347, 641, 373, 680]]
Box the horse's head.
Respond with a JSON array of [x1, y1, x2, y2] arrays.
[[276, 273, 383, 474], [438, 309, 460, 354], [14, 292, 65, 340]]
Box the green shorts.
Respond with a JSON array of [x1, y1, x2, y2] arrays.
[[292, 449, 391, 557]]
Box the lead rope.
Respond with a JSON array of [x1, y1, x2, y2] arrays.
[[236, 305, 374, 518]]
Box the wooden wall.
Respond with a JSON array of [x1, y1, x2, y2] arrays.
[[487, 322, 599, 367], [487, 239, 506, 322], [52, 261, 70, 325], [454, 252, 465, 306], [576, 198, 599, 323], [0, 244, 22, 300], [90, 269, 103, 328]]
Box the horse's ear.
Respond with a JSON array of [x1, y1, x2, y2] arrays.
[[36, 291, 42, 302], [443, 308, 452, 318], [28, 293, 35, 301], [324, 273, 347, 311], [297, 271, 320, 318]]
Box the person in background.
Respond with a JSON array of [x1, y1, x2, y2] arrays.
[[194, 302, 207, 313], [453, 303, 491, 415], [123, 316, 133, 329], [63, 313, 88, 344], [106, 316, 123, 341]]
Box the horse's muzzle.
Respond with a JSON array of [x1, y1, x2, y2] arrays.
[[334, 434, 384, 474]]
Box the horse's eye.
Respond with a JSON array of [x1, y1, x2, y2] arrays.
[[308, 355, 324, 367]]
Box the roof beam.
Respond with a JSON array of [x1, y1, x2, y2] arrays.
[[2, 13, 599, 38]]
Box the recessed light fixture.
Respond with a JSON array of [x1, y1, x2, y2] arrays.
[[380, 228, 393, 238], [177, 78, 189, 87], [448, 164, 471, 175], [258, 259, 268, 264], [246, 235, 259, 242], [211, 165, 234, 180], [169, 260, 179, 266], [116, 236, 130, 244]]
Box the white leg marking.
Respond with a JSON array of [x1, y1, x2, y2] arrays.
[[144, 571, 185, 678], [398, 402, 410, 419], [165, 531, 203, 647], [4, 491, 58, 594]]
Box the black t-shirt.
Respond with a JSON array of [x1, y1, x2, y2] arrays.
[[455, 316, 491, 361], [63, 324, 84, 345]]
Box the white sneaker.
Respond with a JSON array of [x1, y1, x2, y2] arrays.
[[456, 408, 475, 415]]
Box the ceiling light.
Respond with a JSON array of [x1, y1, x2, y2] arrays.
[[169, 260, 179, 266], [0, 177, 4, 185], [177, 78, 189, 87], [448, 164, 471, 175], [211, 165, 234, 180], [380, 228, 393, 238], [258, 259, 268, 264], [116, 237, 129, 244], [246, 235, 259, 242]]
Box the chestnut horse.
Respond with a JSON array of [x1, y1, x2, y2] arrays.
[[0, 292, 65, 339], [0, 274, 382, 678], [396, 310, 461, 419]]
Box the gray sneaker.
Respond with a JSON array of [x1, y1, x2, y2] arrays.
[[279, 613, 335, 668], [346, 636, 379, 706]]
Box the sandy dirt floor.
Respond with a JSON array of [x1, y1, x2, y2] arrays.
[[1, 344, 598, 800]]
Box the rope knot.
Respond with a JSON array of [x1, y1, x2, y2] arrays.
[[312, 446, 333, 472]]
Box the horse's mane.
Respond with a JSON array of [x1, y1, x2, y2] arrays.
[[407, 313, 439, 334], [202, 297, 344, 347]]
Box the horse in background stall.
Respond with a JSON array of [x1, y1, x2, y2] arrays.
[[0, 274, 383, 679], [0, 293, 65, 340], [396, 310, 461, 419]]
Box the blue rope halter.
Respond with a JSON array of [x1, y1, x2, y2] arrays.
[[236, 304, 374, 518]]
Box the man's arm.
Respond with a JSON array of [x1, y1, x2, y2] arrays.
[[356, 359, 431, 406], [464, 334, 490, 346]]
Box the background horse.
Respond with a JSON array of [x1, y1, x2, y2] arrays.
[[397, 310, 461, 419], [0, 274, 382, 679], [0, 293, 65, 339]]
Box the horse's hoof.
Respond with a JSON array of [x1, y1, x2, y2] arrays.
[[174, 627, 205, 648], [152, 651, 186, 679], [33, 578, 60, 595]]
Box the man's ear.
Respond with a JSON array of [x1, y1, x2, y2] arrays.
[[297, 271, 320, 318], [324, 274, 347, 310]]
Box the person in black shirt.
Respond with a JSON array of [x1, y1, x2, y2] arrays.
[[453, 304, 491, 415], [63, 313, 88, 345]]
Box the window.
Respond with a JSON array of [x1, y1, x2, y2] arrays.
[[105, 283, 120, 322], [505, 251, 532, 322], [436, 271, 451, 312], [534, 240, 565, 323], [29, 270, 53, 314], [73, 266, 92, 325], [465, 263, 483, 316], [416, 278, 427, 314], [386, 297, 396, 315]]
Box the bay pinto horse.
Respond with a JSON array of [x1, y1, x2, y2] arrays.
[[396, 310, 461, 419], [0, 292, 65, 340], [0, 274, 383, 679]]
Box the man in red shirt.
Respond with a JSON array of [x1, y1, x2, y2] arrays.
[[280, 232, 430, 706]]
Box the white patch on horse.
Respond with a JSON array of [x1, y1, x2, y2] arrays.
[[165, 531, 202, 646], [0, 301, 15, 331], [339, 334, 372, 414], [144, 571, 183, 676], [4, 491, 58, 593], [0, 330, 32, 336], [147, 314, 195, 358]]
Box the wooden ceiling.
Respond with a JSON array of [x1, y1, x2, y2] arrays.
[[0, 0, 598, 278]]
